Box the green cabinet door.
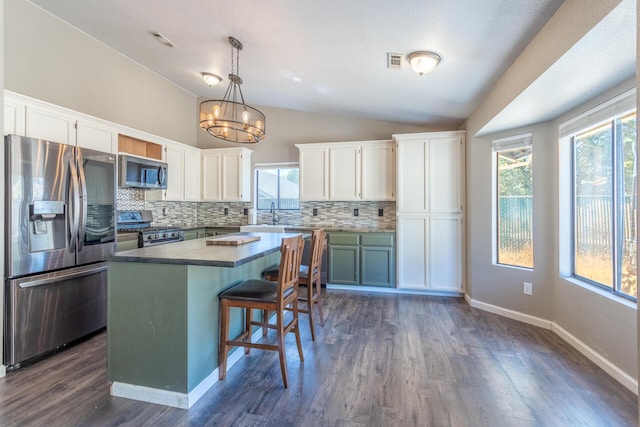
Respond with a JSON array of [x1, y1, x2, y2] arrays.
[[183, 228, 204, 241], [328, 245, 360, 285], [361, 246, 394, 287]]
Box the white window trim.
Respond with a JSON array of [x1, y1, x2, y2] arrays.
[[491, 133, 534, 269], [558, 87, 637, 302]]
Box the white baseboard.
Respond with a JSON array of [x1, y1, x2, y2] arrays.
[[110, 326, 267, 409], [0, 365, 5, 378], [551, 322, 638, 394], [327, 284, 463, 297], [464, 294, 638, 395], [464, 294, 552, 329]]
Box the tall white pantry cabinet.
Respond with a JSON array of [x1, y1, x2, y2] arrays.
[[394, 131, 465, 293]]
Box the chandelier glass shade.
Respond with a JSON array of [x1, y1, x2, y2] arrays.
[[199, 37, 266, 143]]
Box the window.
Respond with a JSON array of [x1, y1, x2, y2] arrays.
[[570, 110, 637, 300], [255, 166, 300, 210], [493, 134, 534, 268]]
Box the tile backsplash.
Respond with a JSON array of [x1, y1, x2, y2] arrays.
[[117, 188, 396, 229]]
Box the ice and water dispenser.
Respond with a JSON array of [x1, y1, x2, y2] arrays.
[[29, 200, 67, 252]]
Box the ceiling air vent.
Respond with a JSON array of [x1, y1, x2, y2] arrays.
[[387, 53, 403, 69], [149, 31, 176, 48]]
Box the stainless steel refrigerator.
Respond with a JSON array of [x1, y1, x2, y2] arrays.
[[4, 134, 116, 367]]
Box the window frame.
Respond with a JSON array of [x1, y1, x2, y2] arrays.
[[558, 88, 638, 306], [492, 133, 534, 270], [254, 162, 300, 211]]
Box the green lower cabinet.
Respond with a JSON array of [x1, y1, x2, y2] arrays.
[[183, 228, 204, 241], [328, 232, 395, 287], [361, 246, 394, 287], [328, 245, 360, 284]]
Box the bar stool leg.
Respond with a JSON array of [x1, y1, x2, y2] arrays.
[[316, 278, 324, 325], [244, 308, 252, 355], [307, 283, 316, 341], [293, 298, 304, 362], [276, 308, 289, 389]]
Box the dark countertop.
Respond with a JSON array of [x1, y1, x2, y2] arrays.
[[109, 231, 303, 268]]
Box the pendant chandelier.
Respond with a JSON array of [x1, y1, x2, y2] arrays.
[[199, 37, 266, 143]]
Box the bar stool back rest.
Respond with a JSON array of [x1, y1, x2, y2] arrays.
[[218, 234, 305, 389], [263, 229, 326, 341]]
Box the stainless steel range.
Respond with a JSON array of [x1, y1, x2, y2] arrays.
[[117, 210, 184, 247]]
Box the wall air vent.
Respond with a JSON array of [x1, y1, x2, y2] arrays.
[[387, 53, 403, 69], [149, 31, 176, 48]]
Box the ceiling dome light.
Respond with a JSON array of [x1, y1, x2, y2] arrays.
[[201, 72, 222, 87], [407, 51, 441, 75]]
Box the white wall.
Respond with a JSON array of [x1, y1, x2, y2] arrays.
[[4, 0, 197, 145]]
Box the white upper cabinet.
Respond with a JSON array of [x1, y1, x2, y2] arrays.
[[201, 151, 222, 201], [329, 145, 361, 200], [297, 140, 394, 201], [76, 119, 117, 153], [361, 141, 395, 200], [297, 145, 329, 201], [5, 91, 117, 153], [395, 132, 464, 213], [201, 148, 252, 202], [164, 142, 185, 201], [25, 104, 76, 146], [4, 95, 26, 136], [183, 147, 202, 201]]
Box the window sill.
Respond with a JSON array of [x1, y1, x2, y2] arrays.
[[560, 276, 637, 309], [493, 262, 533, 272]]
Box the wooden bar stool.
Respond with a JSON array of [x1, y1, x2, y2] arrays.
[[263, 229, 326, 341], [218, 234, 304, 389]]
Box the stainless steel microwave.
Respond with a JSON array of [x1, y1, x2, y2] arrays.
[[119, 155, 168, 189]]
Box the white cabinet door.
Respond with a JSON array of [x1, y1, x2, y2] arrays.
[[25, 105, 75, 145], [298, 146, 329, 201], [202, 151, 222, 201], [4, 98, 26, 136], [164, 143, 185, 201], [329, 145, 360, 201], [361, 142, 395, 200], [184, 148, 202, 201], [429, 136, 463, 213], [76, 119, 116, 153], [202, 148, 252, 201], [429, 216, 464, 292], [222, 151, 244, 201], [396, 140, 427, 211], [396, 215, 428, 290]]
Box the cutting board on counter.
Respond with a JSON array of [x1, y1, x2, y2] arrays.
[[206, 235, 261, 246]]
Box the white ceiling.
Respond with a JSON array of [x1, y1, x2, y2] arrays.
[[27, 0, 633, 131]]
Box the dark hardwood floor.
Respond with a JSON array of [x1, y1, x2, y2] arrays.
[[0, 291, 636, 426]]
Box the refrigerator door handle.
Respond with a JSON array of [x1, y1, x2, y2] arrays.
[[16, 263, 108, 288], [77, 152, 88, 251], [68, 157, 81, 253]]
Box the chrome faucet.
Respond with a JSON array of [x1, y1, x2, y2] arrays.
[[270, 202, 280, 225]]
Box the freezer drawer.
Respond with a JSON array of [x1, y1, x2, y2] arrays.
[[4, 263, 107, 367]]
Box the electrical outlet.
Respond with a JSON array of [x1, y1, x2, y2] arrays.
[[224, 208, 228, 215], [354, 208, 359, 217], [378, 208, 384, 217], [312, 208, 318, 216], [523, 282, 533, 295]]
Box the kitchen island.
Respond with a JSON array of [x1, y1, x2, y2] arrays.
[[107, 232, 300, 409]]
